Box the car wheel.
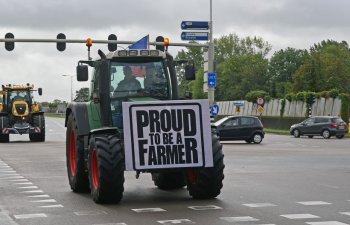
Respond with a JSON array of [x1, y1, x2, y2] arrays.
[[308, 135, 313, 138], [336, 135, 344, 139], [293, 129, 300, 138], [252, 133, 263, 144], [322, 129, 331, 139]]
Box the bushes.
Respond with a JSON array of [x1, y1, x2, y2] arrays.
[[329, 89, 339, 98], [339, 93, 350, 122], [245, 90, 270, 103]]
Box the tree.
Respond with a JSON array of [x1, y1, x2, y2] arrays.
[[268, 47, 308, 98], [214, 33, 271, 64], [74, 87, 89, 102], [292, 40, 350, 93], [215, 53, 269, 101]]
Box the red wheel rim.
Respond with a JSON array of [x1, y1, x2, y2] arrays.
[[69, 130, 76, 176], [186, 169, 199, 184], [91, 149, 99, 190]]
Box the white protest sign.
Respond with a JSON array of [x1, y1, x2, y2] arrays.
[[122, 100, 213, 171]]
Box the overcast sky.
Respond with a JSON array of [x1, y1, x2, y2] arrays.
[[1, 0, 350, 102]]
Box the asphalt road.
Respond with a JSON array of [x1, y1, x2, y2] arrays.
[[0, 117, 349, 225]]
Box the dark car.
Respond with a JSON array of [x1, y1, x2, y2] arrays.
[[214, 116, 265, 144], [290, 116, 348, 139]]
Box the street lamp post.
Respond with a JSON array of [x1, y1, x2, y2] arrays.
[[62, 75, 73, 102], [208, 0, 215, 106]]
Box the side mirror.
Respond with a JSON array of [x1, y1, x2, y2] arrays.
[[38, 88, 43, 96], [77, 65, 89, 81], [185, 64, 195, 80]]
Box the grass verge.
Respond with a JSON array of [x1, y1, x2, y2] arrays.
[[45, 113, 65, 118]]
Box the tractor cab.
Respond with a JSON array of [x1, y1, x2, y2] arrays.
[[77, 48, 195, 130]]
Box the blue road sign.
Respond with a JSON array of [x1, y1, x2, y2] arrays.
[[210, 103, 219, 116], [233, 101, 244, 107], [181, 21, 209, 30], [181, 32, 209, 41], [208, 72, 216, 87]]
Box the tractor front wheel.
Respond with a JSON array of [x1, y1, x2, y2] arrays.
[[66, 114, 89, 192], [185, 131, 225, 199], [88, 134, 125, 204]]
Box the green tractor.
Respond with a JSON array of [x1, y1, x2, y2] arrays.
[[65, 38, 225, 203], [0, 84, 45, 142]]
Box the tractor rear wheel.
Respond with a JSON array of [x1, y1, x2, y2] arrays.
[[66, 114, 89, 192], [152, 172, 186, 190], [29, 114, 45, 142], [185, 131, 225, 199], [88, 134, 124, 204], [0, 116, 9, 143]]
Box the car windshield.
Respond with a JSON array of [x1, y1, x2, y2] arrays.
[[110, 61, 169, 100]]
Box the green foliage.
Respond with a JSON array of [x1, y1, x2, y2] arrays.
[[296, 92, 306, 102], [292, 40, 350, 93], [339, 93, 350, 122], [329, 89, 339, 98], [314, 92, 321, 99], [245, 90, 269, 103], [319, 91, 329, 98], [74, 87, 89, 102], [214, 33, 271, 64], [285, 93, 295, 102], [191, 68, 207, 99], [280, 98, 286, 117]]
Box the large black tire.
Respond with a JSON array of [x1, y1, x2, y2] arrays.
[[29, 114, 45, 142], [336, 135, 344, 139], [152, 172, 186, 190], [185, 132, 225, 199], [66, 114, 89, 192], [0, 116, 9, 143], [322, 129, 331, 139], [88, 134, 124, 204]]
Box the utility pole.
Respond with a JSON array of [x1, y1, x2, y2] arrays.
[[208, 0, 215, 106]]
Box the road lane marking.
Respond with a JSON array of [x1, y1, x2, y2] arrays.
[[17, 186, 38, 189], [9, 179, 28, 182], [306, 222, 349, 225], [13, 182, 33, 185], [14, 213, 47, 219], [219, 216, 259, 222], [188, 205, 222, 210], [38, 204, 64, 208], [132, 208, 166, 213], [93, 223, 127, 225], [31, 199, 57, 203], [20, 190, 44, 193], [243, 203, 277, 208], [74, 210, 107, 216], [0, 170, 16, 173], [340, 212, 350, 216], [281, 214, 320, 219], [297, 201, 332, 206], [157, 219, 194, 224], [0, 176, 24, 179], [27, 194, 50, 198]]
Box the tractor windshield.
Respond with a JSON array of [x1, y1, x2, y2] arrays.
[[110, 61, 169, 100], [109, 60, 170, 129], [8, 90, 31, 103]]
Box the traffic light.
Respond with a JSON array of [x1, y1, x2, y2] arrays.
[[108, 34, 117, 52], [5, 33, 15, 51], [155, 36, 165, 52], [56, 33, 66, 51], [306, 94, 315, 106]]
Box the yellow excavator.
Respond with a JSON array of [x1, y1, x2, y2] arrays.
[[0, 84, 45, 142]]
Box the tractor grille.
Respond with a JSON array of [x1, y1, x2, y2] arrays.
[[15, 104, 27, 114]]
